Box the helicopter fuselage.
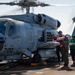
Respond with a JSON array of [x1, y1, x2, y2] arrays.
[[0, 13, 60, 60]]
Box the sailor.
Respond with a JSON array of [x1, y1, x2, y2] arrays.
[[56, 31, 64, 62], [60, 35, 69, 67], [69, 35, 75, 66]]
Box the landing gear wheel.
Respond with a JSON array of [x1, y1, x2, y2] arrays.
[[33, 53, 41, 63]]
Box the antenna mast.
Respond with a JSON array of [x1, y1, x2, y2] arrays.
[[26, 7, 30, 14]]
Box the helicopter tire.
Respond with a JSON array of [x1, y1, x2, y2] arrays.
[[33, 52, 41, 63]]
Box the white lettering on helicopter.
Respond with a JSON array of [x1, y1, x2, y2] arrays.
[[4, 48, 13, 53]]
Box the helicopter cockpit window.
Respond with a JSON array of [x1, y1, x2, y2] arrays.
[[9, 25, 16, 36], [0, 21, 6, 35], [5, 21, 17, 37], [0, 21, 6, 50]]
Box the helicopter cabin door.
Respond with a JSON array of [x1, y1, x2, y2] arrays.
[[20, 23, 35, 52], [26, 27, 35, 52]]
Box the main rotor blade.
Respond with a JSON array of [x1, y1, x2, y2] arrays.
[[49, 4, 75, 7], [0, 2, 75, 7], [0, 2, 17, 6]]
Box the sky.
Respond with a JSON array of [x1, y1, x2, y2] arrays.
[[0, 0, 75, 35]]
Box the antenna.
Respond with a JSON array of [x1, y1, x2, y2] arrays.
[[26, 7, 30, 13]]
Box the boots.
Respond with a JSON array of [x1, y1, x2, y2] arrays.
[[71, 61, 75, 67]]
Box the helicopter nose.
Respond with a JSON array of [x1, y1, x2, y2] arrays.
[[0, 33, 5, 50], [0, 33, 4, 40]]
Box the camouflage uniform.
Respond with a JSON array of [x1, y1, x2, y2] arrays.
[[60, 37, 69, 66], [69, 36, 75, 66]]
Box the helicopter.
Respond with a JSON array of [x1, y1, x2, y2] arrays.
[[0, 0, 63, 63]]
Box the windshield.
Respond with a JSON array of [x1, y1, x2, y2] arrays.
[[0, 21, 6, 35]]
